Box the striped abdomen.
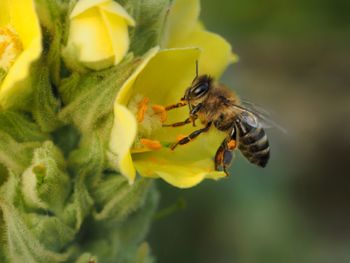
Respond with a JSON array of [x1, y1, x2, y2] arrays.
[[234, 116, 270, 167]]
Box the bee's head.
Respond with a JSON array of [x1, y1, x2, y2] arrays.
[[182, 75, 212, 106]]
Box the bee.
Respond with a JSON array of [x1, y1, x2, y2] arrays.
[[163, 66, 278, 175]]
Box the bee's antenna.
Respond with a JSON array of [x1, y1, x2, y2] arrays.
[[191, 60, 199, 84]]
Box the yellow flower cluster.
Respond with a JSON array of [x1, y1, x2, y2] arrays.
[[0, 0, 236, 188]]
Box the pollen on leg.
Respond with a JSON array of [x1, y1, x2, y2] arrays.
[[140, 138, 162, 150], [137, 97, 149, 123], [228, 140, 236, 150], [176, 134, 187, 142], [152, 104, 167, 122]]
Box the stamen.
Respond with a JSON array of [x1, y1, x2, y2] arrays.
[[140, 138, 162, 150], [137, 97, 149, 123], [0, 26, 23, 73], [152, 104, 167, 122], [227, 140, 236, 150]]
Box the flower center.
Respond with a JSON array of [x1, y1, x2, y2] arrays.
[[0, 26, 23, 81], [128, 94, 170, 152]]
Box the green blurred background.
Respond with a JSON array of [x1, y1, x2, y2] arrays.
[[149, 0, 350, 262]]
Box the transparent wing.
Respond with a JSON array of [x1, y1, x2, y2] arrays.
[[233, 100, 287, 134]]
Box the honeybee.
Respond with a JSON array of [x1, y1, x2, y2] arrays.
[[163, 68, 278, 175]]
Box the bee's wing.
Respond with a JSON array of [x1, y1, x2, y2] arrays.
[[233, 100, 287, 134]]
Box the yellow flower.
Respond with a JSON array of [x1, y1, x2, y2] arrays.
[[108, 47, 227, 188], [163, 0, 238, 78], [0, 0, 42, 110], [63, 0, 135, 70]]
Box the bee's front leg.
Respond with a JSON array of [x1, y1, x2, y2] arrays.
[[189, 103, 202, 127], [165, 101, 187, 111]]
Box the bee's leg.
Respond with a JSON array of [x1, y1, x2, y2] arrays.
[[214, 138, 235, 176], [189, 103, 203, 127], [222, 150, 234, 176], [162, 115, 197, 127], [214, 142, 225, 171], [165, 101, 187, 111], [170, 122, 212, 150]]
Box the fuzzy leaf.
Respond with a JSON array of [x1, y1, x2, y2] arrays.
[[62, 172, 94, 230], [92, 173, 152, 222], [74, 188, 158, 263], [120, 0, 170, 55], [21, 141, 71, 214], [59, 56, 138, 133], [0, 111, 48, 142], [68, 133, 105, 189], [31, 61, 63, 132], [0, 173, 72, 263], [35, 0, 65, 85], [0, 131, 41, 176]]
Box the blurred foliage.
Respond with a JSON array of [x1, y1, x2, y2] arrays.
[[148, 0, 350, 262], [201, 0, 350, 36]]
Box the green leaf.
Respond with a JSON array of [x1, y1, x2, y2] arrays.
[[31, 61, 63, 132], [35, 0, 65, 85], [0, 111, 48, 142], [25, 213, 76, 252], [92, 174, 152, 222], [121, 0, 170, 55], [73, 187, 158, 263], [21, 142, 71, 214], [62, 172, 94, 230], [68, 133, 105, 189], [0, 172, 72, 263], [0, 131, 41, 176], [59, 56, 138, 133]]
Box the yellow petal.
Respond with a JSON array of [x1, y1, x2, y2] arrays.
[[109, 104, 137, 184], [100, 9, 129, 65], [66, 7, 114, 70], [99, 1, 135, 26], [134, 157, 226, 188], [70, 0, 109, 18], [169, 26, 236, 79], [133, 125, 226, 188], [0, 0, 42, 109], [1, 0, 41, 48], [116, 46, 159, 105], [0, 38, 41, 109], [163, 0, 200, 46], [109, 47, 158, 182], [130, 48, 201, 105]]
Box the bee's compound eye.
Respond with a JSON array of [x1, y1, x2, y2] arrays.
[[192, 83, 209, 98]]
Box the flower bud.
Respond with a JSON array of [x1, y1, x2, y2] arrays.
[[63, 0, 135, 70]]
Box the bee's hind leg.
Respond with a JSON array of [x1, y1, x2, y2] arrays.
[[215, 138, 236, 176]]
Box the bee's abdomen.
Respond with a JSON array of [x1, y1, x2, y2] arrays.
[[238, 126, 270, 167]]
